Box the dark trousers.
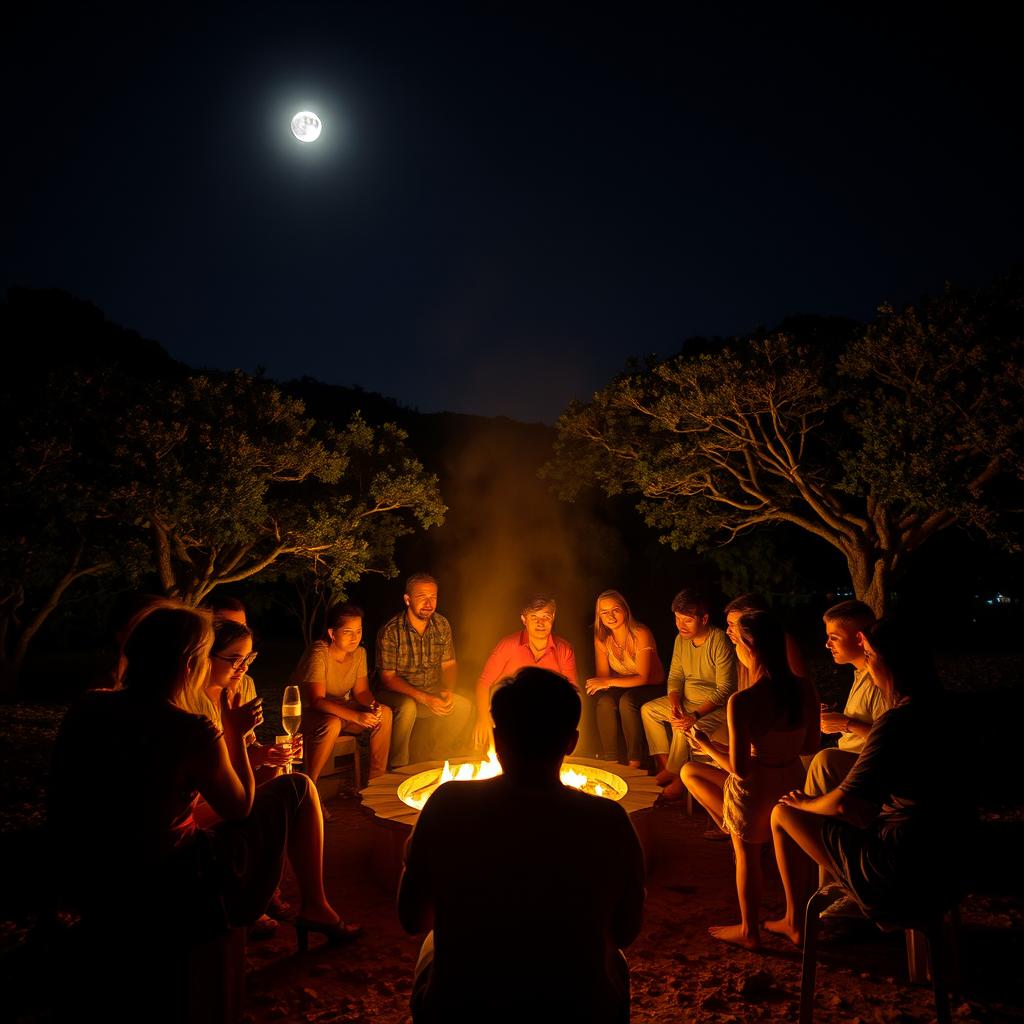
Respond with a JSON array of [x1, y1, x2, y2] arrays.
[[593, 684, 664, 762]]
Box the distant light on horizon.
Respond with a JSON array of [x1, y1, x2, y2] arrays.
[[291, 110, 322, 143]]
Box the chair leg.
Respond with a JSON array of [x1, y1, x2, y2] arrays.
[[946, 904, 963, 1002], [905, 927, 930, 984], [352, 745, 362, 791], [800, 888, 837, 1024], [927, 921, 953, 1024]]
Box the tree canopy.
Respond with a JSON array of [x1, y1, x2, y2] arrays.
[[547, 278, 1024, 614], [112, 371, 446, 606], [1, 344, 445, 687]]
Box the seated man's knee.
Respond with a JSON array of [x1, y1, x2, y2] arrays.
[[323, 713, 343, 740], [804, 747, 850, 797], [392, 695, 417, 725]]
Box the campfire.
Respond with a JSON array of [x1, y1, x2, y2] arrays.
[[396, 749, 628, 810], [361, 754, 660, 832]]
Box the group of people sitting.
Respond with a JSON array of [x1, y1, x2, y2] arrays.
[[586, 588, 968, 951], [46, 574, 969, 1022]]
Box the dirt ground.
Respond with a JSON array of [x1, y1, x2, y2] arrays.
[[2, 701, 1022, 1023], [238, 772, 1023, 1024]]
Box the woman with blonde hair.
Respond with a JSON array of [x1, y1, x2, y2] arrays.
[[585, 590, 665, 766], [49, 600, 359, 957]]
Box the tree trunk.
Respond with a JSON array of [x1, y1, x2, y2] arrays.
[[845, 547, 892, 617], [0, 559, 112, 695]]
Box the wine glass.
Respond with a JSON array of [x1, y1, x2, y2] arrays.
[[281, 685, 302, 774]]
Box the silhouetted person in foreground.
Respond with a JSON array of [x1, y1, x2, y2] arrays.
[[49, 601, 359, 1019], [398, 667, 645, 1024]]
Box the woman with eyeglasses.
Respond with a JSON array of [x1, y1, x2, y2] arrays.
[[48, 600, 361, 976], [181, 618, 297, 937], [288, 602, 392, 785], [180, 619, 294, 779]]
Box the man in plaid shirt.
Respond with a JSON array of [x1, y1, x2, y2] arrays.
[[376, 573, 472, 767]]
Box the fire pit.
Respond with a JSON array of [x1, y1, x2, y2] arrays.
[[361, 755, 661, 829]]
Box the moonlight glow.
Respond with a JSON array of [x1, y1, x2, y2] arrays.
[[291, 111, 322, 143]]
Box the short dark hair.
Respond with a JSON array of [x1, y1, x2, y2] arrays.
[[671, 588, 709, 618], [522, 595, 556, 617], [724, 592, 769, 616], [326, 602, 364, 631], [491, 667, 580, 758], [405, 572, 438, 594], [823, 600, 875, 632], [202, 594, 246, 616]]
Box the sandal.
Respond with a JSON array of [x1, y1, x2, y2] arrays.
[[249, 914, 279, 940], [268, 892, 291, 918]]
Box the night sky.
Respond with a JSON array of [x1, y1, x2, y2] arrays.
[[4, 3, 1021, 423]]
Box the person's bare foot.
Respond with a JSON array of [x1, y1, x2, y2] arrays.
[[708, 924, 760, 950], [654, 769, 675, 787], [764, 917, 802, 946]]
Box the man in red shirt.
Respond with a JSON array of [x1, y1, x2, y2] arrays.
[[471, 596, 578, 750]]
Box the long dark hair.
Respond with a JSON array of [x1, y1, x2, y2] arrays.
[[865, 618, 941, 701], [737, 611, 802, 725]]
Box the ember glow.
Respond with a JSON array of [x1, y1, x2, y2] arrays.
[[397, 751, 628, 810]]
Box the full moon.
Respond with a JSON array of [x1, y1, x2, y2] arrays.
[[291, 111, 322, 143]]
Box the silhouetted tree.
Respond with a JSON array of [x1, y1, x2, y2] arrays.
[[548, 279, 1024, 615], [112, 371, 446, 606], [0, 369, 145, 691], [1, 358, 445, 688]]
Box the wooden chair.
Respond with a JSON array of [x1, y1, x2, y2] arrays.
[[317, 733, 362, 791], [799, 882, 961, 1024]]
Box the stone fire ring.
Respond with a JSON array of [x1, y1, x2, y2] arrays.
[[360, 756, 663, 831]]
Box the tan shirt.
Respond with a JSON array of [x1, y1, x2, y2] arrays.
[[289, 641, 367, 702]]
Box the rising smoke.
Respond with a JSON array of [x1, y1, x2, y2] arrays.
[[419, 415, 627, 698]]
